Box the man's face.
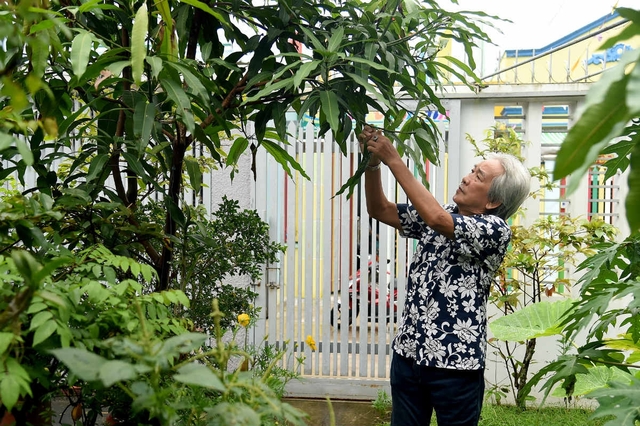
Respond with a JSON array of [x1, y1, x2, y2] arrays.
[[452, 158, 504, 216]]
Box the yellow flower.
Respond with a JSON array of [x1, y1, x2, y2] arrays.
[[306, 335, 317, 351], [237, 313, 250, 327]]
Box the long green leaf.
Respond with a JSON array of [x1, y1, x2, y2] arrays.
[[15, 139, 34, 166], [86, 153, 110, 183], [184, 157, 202, 194], [344, 72, 392, 111], [242, 77, 294, 104], [553, 76, 630, 181], [70, 31, 93, 78], [178, 0, 228, 29], [262, 140, 310, 181], [293, 60, 320, 88], [165, 62, 209, 102], [161, 78, 195, 132], [131, 3, 148, 86], [133, 101, 156, 149], [625, 143, 640, 234], [327, 26, 344, 53], [227, 137, 249, 167], [319, 90, 340, 134]]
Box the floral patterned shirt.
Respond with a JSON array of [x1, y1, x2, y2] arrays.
[[392, 203, 511, 370]]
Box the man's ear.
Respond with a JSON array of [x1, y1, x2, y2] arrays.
[[486, 200, 502, 210]]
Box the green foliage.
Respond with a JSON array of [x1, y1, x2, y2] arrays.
[[0, 245, 191, 422], [524, 236, 640, 425], [547, 8, 640, 422], [372, 389, 392, 426], [470, 126, 619, 410], [51, 300, 308, 426], [552, 7, 640, 233], [0, 0, 495, 294], [138, 196, 285, 332]]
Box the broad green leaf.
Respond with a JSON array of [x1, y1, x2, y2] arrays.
[[29, 311, 53, 331], [5, 358, 29, 382], [551, 366, 634, 398], [627, 59, 640, 115], [175, 291, 190, 307], [625, 143, 640, 234], [0, 333, 14, 355], [131, 3, 148, 86], [106, 60, 132, 77], [32, 319, 57, 346], [489, 299, 575, 341], [184, 157, 202, 194], [50, 348, 106, 381], [319, 90, 340, 134], [588, 377, 640, 426], [174, 363, 225, 390], [99, 360, 139, 387], [12, 250, 42, 288], [161, 78, 195, 132], [71, 31, 93, 78], [0, 133, 13, 151], [0, 375, 21, 412]]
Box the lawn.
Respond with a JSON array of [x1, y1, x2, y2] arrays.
[[477, 405, 611, 426], [375, 404, 612, 426]]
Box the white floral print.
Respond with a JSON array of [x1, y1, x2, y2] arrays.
[[393, 204, 511, 370]]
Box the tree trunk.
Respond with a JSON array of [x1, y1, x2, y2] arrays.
[[515, 338, 537, 409]]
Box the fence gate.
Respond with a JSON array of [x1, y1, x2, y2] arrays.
[[252, 122, 430, 400]]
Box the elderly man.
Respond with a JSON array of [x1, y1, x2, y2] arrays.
[[359, 125, 530, 426]]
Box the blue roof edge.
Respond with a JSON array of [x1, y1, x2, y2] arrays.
[[504, 10, 620, 58]]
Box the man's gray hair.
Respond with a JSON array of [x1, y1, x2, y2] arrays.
[[486, 153, 531, 220]]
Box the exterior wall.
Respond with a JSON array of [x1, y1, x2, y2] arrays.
[[488, 14, 639, 84]]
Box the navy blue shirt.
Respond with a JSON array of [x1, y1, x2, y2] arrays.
[[393, 203, 511, 370]]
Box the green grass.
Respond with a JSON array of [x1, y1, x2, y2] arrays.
[[374, 404, 612, 426], [477, 405, 611, 426]]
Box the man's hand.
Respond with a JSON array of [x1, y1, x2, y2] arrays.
[[358, 125, 400, 167]]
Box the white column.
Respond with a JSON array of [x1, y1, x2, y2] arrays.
[[522, 101, 543, 225]]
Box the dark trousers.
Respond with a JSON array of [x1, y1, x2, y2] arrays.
[[390, 353, 485, 426]]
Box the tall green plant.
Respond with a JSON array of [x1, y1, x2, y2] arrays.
[[468, 127, 618, 409], [521, 237, 640, 426], [540, 6, 640, 425]]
